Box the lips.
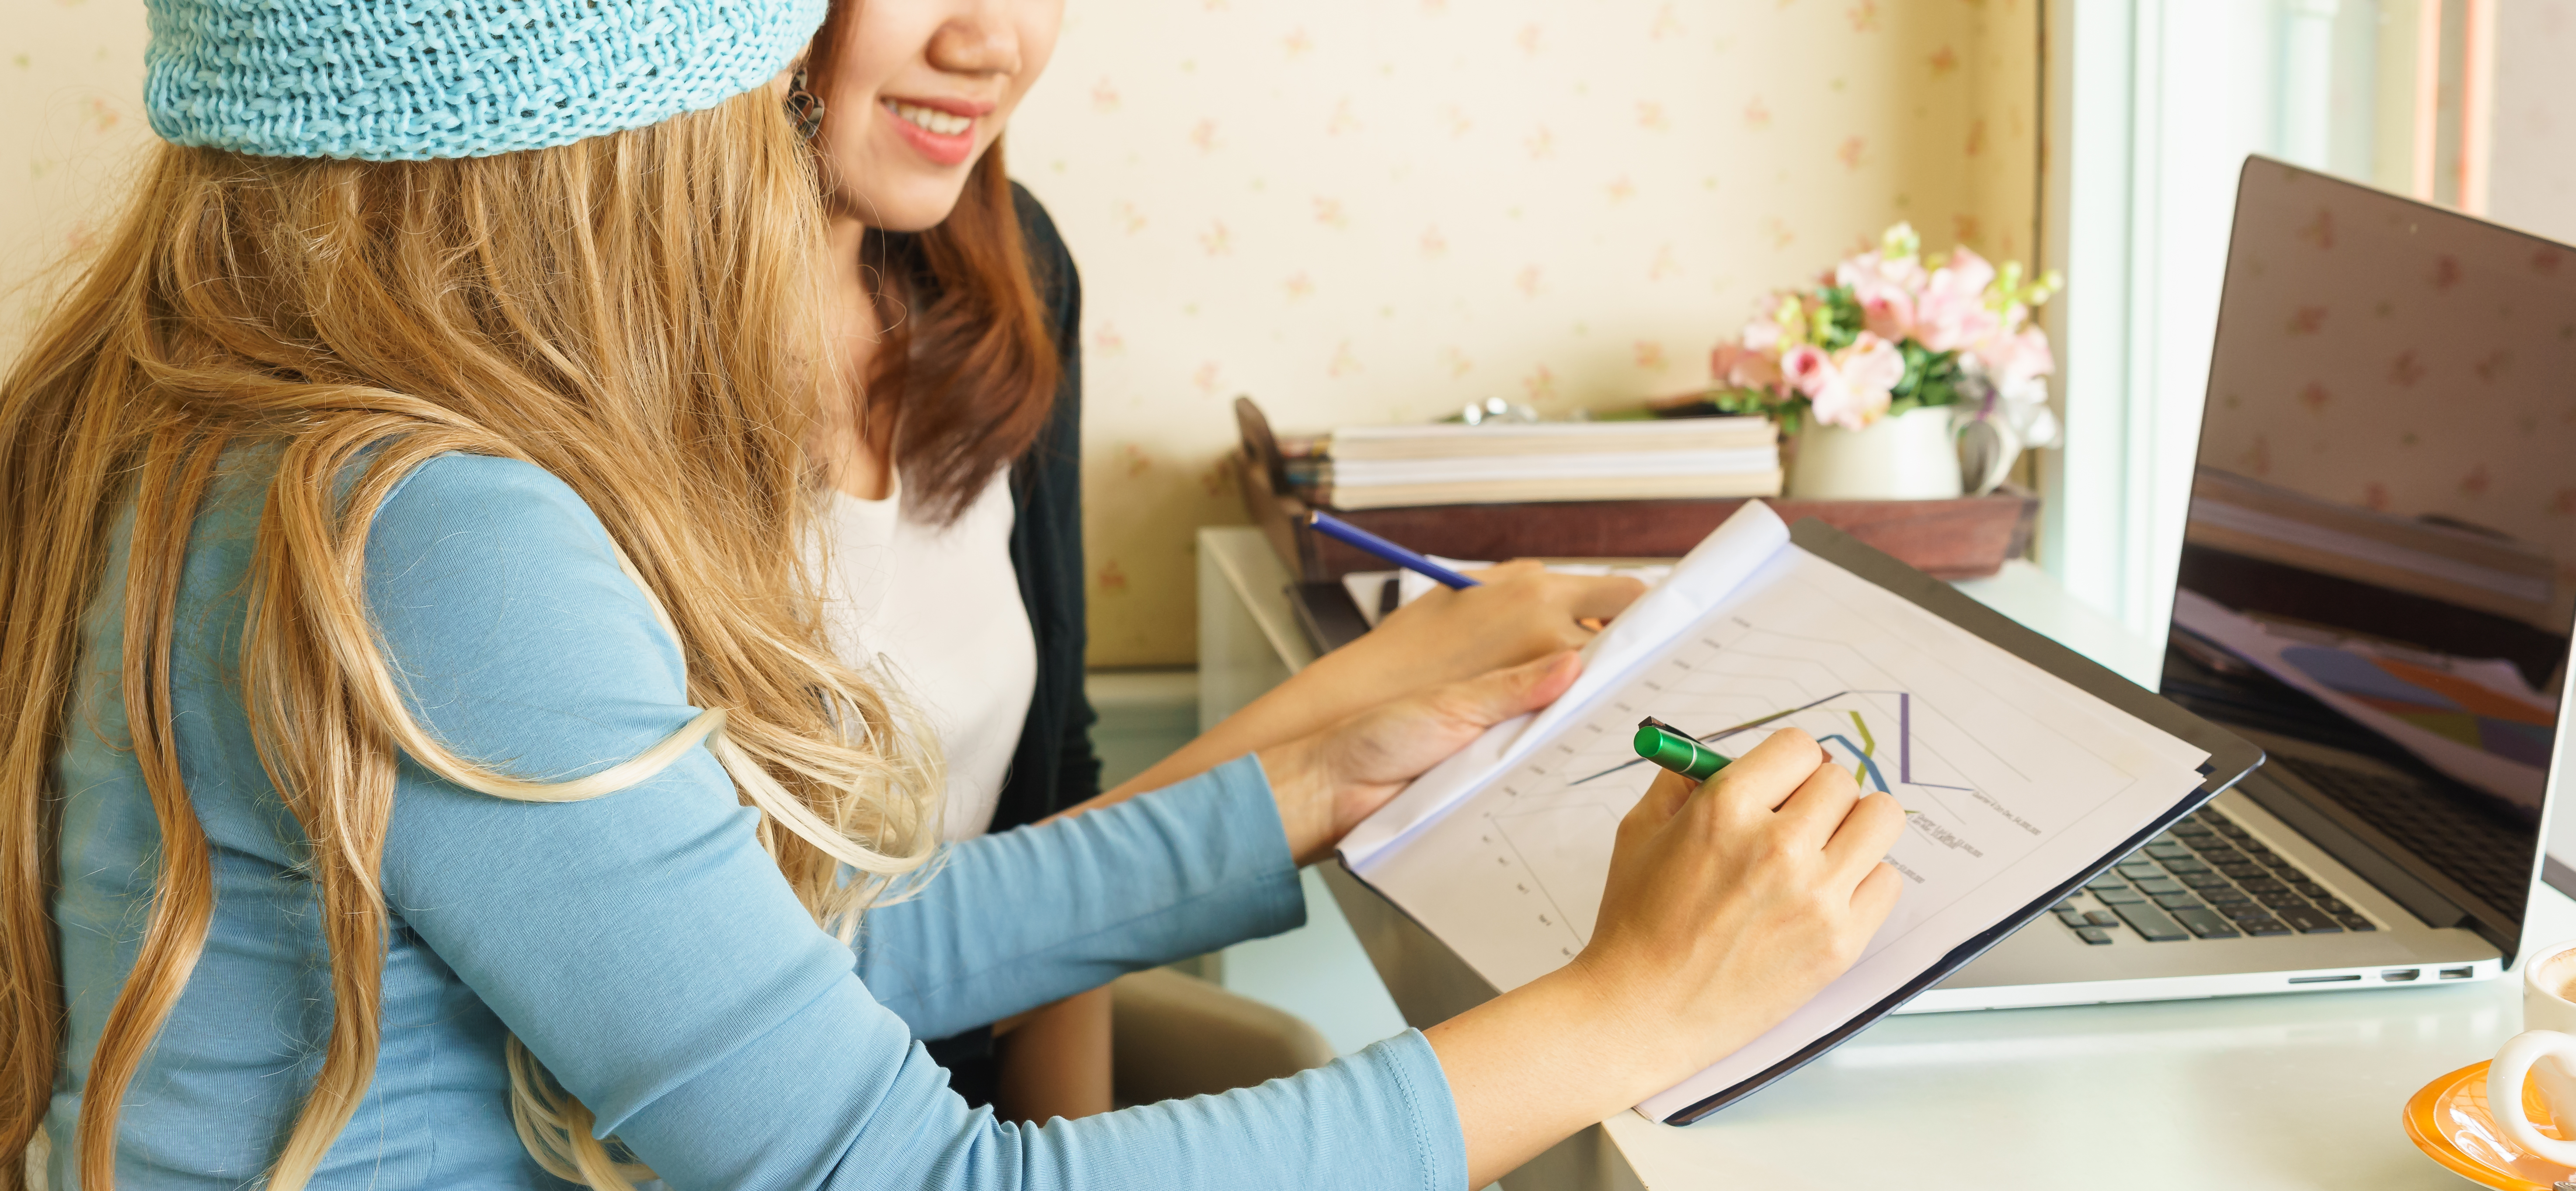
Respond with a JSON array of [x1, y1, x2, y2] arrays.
[[881, 97, 989, 167]]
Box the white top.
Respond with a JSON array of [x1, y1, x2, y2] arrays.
[[809, 471, 1037, 842]]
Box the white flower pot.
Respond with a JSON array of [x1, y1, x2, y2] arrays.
[[1787, 405, 1964, 500]]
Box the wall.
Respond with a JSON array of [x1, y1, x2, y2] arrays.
[[0, 0, 2042, 670], [2490, 0, 2576, 245], [2036, 0, 2576, 640], [1011, 0, 2042, 666], [0, 0, 152, 358]]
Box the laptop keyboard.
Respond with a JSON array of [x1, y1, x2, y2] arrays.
[[2048, 809, 2378, 944], [2267, 754, 2530, 920]]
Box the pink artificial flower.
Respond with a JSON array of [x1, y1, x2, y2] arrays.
[[1845, 269, 1916, 341], [1857, 291, 1914, 342], [1795, 333, 1904, 430], [1781, 344, 1831, 397], [1710, 342, 1743, 383], [1913, 247, 2002, 352], [1837, 245, 1929, 292], [1977, 325, 2055, 386], [1742, 316, 1783, 352], [1712, 340, 1783, 391], [1835, 251, 1925, 343]]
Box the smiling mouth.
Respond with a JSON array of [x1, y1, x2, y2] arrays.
[[884, 100, 973, 137]]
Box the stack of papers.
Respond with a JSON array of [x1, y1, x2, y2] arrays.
[[1339, 502, 2211, 1120], [1306, 419, 1780, 509]]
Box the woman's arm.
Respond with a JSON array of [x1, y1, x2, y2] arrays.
[[1077, 562, 1642, 813], [369, 455, 1896, 1188], [854, 757, 1297, 1037], [366, 456, 1471, 1187], [856, 654, 1580, 1036]]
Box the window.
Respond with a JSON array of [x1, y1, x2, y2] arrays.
[[2036, 0, 2548, 642]]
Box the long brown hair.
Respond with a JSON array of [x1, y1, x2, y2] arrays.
[[805, 2, 1063, 523], [0, 90, 939, 1190]]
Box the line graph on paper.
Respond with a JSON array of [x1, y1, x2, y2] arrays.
[[1365, 555, 2153, 993]]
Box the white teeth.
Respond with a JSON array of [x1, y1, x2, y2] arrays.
[[886, 101, 972, 137]]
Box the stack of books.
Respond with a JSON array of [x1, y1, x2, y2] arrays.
[[1232, 397, 2036, 589], [1283, 418, 1781, 510]]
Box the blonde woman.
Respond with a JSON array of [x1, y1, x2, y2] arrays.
[[0, 1, 1904, 1188]]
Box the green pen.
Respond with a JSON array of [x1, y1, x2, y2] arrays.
[[1633, 716, 1731, 781]]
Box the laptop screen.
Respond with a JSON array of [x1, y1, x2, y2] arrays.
[[2161, 158, 2576, 950]]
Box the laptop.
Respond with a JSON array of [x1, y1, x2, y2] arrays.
[[1911, 156, 2576, 1012]]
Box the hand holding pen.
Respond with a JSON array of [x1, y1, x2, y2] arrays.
[[1306, 510, 1618, 631]]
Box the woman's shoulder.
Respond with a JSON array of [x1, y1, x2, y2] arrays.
[[364, 452, 698, 772], [365, 451, 666, 638], [192, 446, 608, 575], [372, 451, 614, 557]]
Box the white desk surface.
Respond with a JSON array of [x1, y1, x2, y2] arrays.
[[1600, 895, 2565, 1189], [1194, 527, 2551, 1189]]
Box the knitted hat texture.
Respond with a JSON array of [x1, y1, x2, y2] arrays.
[[144, 0, 825, 161]]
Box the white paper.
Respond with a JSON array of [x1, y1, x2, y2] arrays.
[[1336, 503, 1793, 865], [1350, 542, 2209, 1120]]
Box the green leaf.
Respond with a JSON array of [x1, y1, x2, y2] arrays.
[[1814, 284, 1863, 352], [1889, 341, 1964, 408]]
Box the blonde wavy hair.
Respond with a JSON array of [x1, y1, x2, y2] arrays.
[[0, 90, 941, 1189]]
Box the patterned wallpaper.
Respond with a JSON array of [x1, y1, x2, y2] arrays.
[[0, 0, 152, 359], [0, 0, 2040, 670], [2492, 0, 2576, 247], [1009, 0, 2040, 665]]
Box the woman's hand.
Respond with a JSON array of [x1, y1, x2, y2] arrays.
[[1572, 728, 1905, 1076], [1366, 559, 1647, 676], [1425, 728, 1904, 1184], [1083, 564, 1640, 812], [1256, 651, 1580, 865]]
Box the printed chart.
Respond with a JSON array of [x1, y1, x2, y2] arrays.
[[1364, 547, 2204, 997]]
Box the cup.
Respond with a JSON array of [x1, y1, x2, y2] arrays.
[[2486, 939, 2576, 1165]]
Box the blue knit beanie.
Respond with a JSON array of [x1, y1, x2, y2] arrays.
[[143, 0, 825, 162]]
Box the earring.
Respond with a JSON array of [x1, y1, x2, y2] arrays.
[[786, 67, 827, 139]]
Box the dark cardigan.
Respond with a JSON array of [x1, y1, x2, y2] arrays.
[[919, 185, 1103, 1101], [995, 183, 1103, 832]]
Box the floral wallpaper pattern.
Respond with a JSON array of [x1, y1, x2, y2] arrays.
[[1009, 0, 2040, 665], [0, 0, 152, 357], [2492, 0, 2576, 247], [0, 0, 2041, 670]]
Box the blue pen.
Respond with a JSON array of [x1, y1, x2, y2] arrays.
[[1305, 510, 1482, 590]]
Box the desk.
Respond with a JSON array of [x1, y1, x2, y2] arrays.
[[1197, 526, 2556, 1189]]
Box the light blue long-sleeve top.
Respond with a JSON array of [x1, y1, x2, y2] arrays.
[[45, 450, 1468, 1189]]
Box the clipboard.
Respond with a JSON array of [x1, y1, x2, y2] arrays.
[[1337, 515, 2266, 1124]]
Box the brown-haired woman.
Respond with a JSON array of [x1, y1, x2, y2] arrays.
[[796, 0, 1655, 1122]]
